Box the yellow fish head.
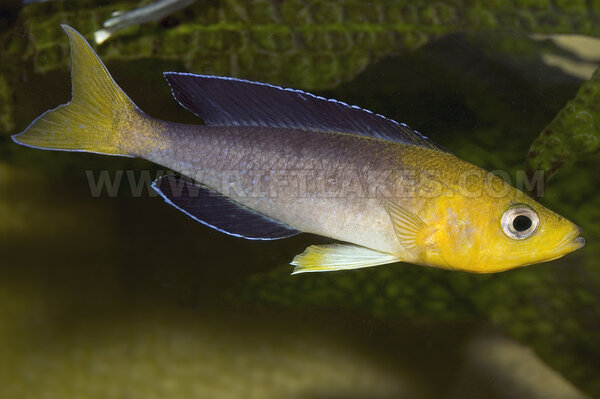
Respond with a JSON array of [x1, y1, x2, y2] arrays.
[[429, 191, 584, 273]]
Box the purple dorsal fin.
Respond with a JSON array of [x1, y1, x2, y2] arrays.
[[163, 72, 447, 152]]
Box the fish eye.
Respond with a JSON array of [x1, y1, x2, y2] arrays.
[[501, 205, 539, 240]]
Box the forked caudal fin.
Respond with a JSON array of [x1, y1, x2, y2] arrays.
[[12, 25, 139, 156]]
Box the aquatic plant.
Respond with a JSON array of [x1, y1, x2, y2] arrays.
[[2, 0, 600, 134], [527, 64, 600, 180], [1, 0, 599, 397]]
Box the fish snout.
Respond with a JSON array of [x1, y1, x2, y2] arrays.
[[569, 226, 585, 250]]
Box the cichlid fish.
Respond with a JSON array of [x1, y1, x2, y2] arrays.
[[12, 25, 584, 274], [94, 0, 196, 44]]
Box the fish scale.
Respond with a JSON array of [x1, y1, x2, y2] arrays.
[[12, 25, 584, 274], [140, 124, 405, 253]]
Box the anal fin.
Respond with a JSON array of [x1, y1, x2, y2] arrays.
[[152, 175, 300, 240], [291, 244, 400, 274]]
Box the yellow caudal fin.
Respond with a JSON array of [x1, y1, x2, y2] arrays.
[[12, 25, 139, 156]]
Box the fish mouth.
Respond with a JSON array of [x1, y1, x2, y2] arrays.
[[539, 230, 585, 264], [557, 226, 585, 253], [571, 226, 586, 250], [572, 236, 585, 250]]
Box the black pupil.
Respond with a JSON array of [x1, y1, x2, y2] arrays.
[[513, 215, 532, 232]]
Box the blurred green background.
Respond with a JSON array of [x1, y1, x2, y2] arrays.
[[0, 1, 599, 398]]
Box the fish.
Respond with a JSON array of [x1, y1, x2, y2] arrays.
[[94, 0, 196, 44], [12, 25, 585, 274]]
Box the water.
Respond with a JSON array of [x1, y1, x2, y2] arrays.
[[1, 1, 599, 398]]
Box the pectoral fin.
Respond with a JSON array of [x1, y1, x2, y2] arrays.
[[291, 244, 400, 274], [385, 201, 428, 251]]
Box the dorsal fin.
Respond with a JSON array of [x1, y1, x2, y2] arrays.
[[163, 72, 447, 152], [152, 175, 300, 240]]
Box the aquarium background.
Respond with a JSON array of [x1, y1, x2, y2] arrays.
[[0, 1, 599, 398]]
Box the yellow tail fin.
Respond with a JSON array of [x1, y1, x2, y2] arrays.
[[12, 25, 138, 156]]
